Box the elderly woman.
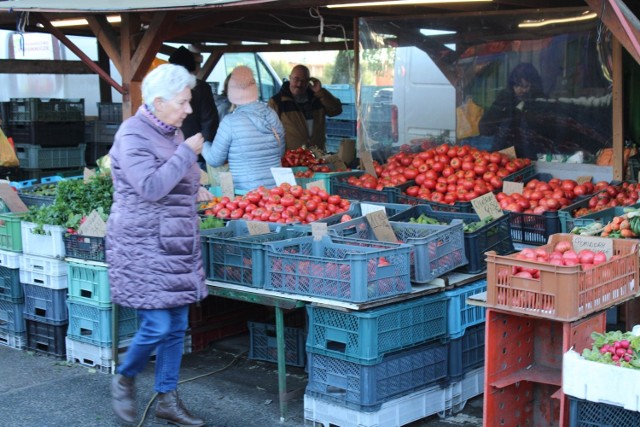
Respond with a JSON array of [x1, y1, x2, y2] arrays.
[[107, 63, 211, 427]]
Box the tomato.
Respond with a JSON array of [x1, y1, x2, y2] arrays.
[[230, 208, 244, 219], [305, 200, 318, 211], [327, 195, 342, 205], [280, 194, 295, 207], [405, 185, 420, 197], [216, 208, 230, 219], [403, 167, 418, 180], [489, 176, 503, 190], [489, 152, 502, 164]]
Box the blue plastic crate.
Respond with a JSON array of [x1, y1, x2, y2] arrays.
[[333, 104, 357, 121], [201, 221, 306, 288], [66, 301, 138, 346], [306, 340, 448, 411], [0, 299, 25, 333], [329, 216, 467, 283], [568, 397, 640, 427], [389, 204, 514, 274], [443, 279, 487, 339], [66, 261, 111, 307], [324, 84, 356, 104], [0, 265, 22, 303], [264, 235, 411, 303], [330, 172, 401, 204], [326, 119, 357, 138], [305, 292, 447, 365], [22, 284, 68, 325], [248, 321, 306, 367], [447, 322, 485, 382]]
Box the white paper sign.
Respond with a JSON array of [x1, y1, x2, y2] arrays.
[[271, 167, 297, 186], [360, 203, 386, 216], [311, 222, 328, 240], [219, 172, 235, 199]]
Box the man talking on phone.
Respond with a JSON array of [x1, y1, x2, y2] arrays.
[[269, 64, 342, 151]]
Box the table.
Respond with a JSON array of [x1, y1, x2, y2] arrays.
[[206, 271, 485, 420]]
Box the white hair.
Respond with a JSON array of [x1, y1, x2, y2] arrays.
[[142, 63, 196, 112]]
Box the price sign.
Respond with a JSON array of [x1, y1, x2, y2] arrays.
[[219, 172, 235, 198], [576, 176, 593, 184], [324, 154, 347, 171], [271, 167, 297, 186], [311, 222, 328, 240], [503, 181, 524, 195], [77, 210, 107, 237], [307, 179, 326, 191], [366, 209, 397, 243], [84, 167, 97, 182], [0, 183, 28, 213], [360, 203, 386, 216], [247, 221, 270, 235], [572, 235, 613, 259], [471, 192, 503, 220], [499, 146, 517, 159], [359, 149, 377, 177]]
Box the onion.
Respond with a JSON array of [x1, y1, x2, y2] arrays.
[[593, 252, 607, 265], [554, 241, 573, 253], [577, 249, 595, 265]]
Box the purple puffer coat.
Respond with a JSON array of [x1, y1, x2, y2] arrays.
[[106, 107, 207, 309]]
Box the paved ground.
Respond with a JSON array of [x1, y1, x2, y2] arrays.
[[0, 333, 483, 427]]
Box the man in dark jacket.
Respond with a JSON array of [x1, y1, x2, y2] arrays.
[[269, 64, 342, 152], [169, 46, 219, 168]]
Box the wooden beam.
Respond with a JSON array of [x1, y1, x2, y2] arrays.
[[130, 11, 176, 81], [0, 59, 96, 74], [613, 36, 624, 181], [86, 14, 123, 75], [586, 0, 640, 65]]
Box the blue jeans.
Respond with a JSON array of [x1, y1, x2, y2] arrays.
[[117, 305, 189, 393]]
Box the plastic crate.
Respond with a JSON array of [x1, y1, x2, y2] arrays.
[[65, 336, 120, 374], [561, 203, 640, 234], [21, 221, 66, 259], [486, 234, 639, 321], [87, 120, 119, 144], [444, 278, 487, 339], [97, 102, 123, 122], [329, 215, 467, 283], [447, 322, 485, 381], [0, 299, 25, 333], [63, 233, 106, 262], [189, 296, 256, 329], [189, 305, 268, 352], [305, 292, 447, 365], [25, 318, 67, 358], [19, 253, 68, 289], [306, 339, 448, 411], [0, 250, 22, 302], [66, 301, 138, 346], [508, 209, 562, 246], [330, 172, 401, 204], [264, 235, 412, 303], [200, 220, 302, 287], [333, 104, 357, 121], [325, 136, 342, 153], [8, 121, 85, 148], [294, 167, 354, 194], [0, 330, 26, 350], [15, 143, 86, 170], [66, 261, 110, 307], [568, 397, 640, 427], [324, 84, 356, 104], [22, 284, 68, 325], [9, 98, 84, 123], [248, 321, 306, 367], [0, 212, 25, 252], [85, 141, 112, 166], [326, 118, 357, 138], [563, 349, 640, 412], [390, 204, 514, 274], [17, 182, 58, 207]]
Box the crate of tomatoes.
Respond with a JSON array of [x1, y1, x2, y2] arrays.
[[293, 163, 353, 193], [330, 171, 403, 204]]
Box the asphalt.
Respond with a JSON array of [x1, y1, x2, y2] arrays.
[[0, 332, 484, 427]]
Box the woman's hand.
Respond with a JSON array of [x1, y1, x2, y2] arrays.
[[196, 186, 214, 203], [184, 133, 204, 155]]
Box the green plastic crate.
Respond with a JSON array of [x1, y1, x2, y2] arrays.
[[0, 213, 26, 252]]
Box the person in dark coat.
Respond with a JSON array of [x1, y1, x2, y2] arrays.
[[107, 63, 212, 427], [169, 46, 219, 168]]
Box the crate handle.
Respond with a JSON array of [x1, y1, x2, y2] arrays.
[[80, 289, 94, 299], [224, 253, 243, 266]]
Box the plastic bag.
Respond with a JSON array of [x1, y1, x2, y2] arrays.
[[456, 97, 484, 140], [0, 127, 18, 167]]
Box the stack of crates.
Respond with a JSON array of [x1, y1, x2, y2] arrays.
[[20, 219, 69, 358], [85, 102, 122, 166], [6, 98, 86, 180], [0, 239, 26, 349], [324, 84, 356, 153]]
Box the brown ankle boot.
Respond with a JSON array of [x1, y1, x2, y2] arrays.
[[155, 389, 205, 427], [111, 374, 136, 424]]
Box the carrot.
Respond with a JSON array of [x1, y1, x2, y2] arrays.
[[604, 224, 613, 234], [621, 229, 636, 238], [611, 222, 620, 231], [612, 216, 623, 226], [620, 219, 631, 230]]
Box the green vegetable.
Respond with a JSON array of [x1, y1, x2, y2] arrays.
[[408, 214, 446, 225], [463, 216, 494, 233], [200, 216, 224, 230], [582, 331, 640, 369]]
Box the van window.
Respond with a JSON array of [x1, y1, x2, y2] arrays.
[[206, 52, 281, 102]]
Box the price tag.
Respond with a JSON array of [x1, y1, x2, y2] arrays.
[[360, 203, 386, 216], [77, 210, 107, 237], [366, 209, 397, 243], [199, 169, 210, 185], [0, 183, 28, 213], [499, 146, 517, 159], [572, 235, 613, 259], [247, 221, 270, 235], [324, 154, 347, 171], [471, 192, 504, 220], [271, 167, 297, 186], [502, 181, 524, 195], [359, 149, 377, 177], [311, 222, 328, 240], [307, 179, 326, 191], [576, 176, 593, 184], [219, 172, 235, 198], [84, 167, 97, 182]]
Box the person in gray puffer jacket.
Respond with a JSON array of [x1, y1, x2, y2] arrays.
[[202, 65, 284, 192], [107, 63, 213, 427]]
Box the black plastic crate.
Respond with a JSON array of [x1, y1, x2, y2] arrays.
[[0, 101, 9, 126], [330, 172, 400, 204], [248, 321, 306, 367], [63, 234, 106, 263], [568, 397, 640, 427], [447, 322, 485, 382], [86, 141, 112, 166], [86, 120, 119, 144], [25, 318, 67, 358], [9, 98, 84, 123], [508, 210, 561, 246], [8, 121, 85, 147], [97, 102, 123, 122], [18, 182, 58, 208]]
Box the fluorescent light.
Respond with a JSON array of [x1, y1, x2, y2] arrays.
[[46, 15, 121, 28], [328, 0, 491, 8], [420, 29, 456, 37], [519, 11, 597, 28]]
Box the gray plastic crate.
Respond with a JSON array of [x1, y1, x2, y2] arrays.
[[15, 143, 86, 169]]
